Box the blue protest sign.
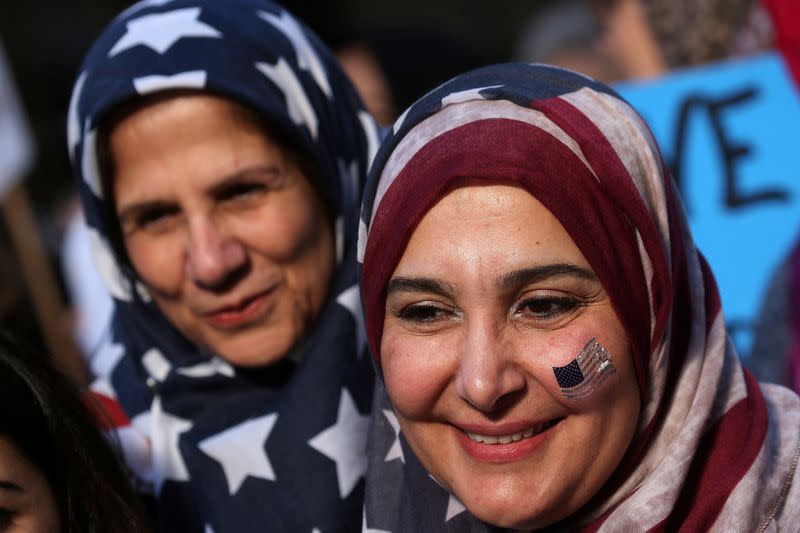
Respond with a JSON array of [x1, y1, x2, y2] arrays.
[[616, 52, 800, 358]]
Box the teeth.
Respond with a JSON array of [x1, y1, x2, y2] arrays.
[[466, 423, 549, 445]]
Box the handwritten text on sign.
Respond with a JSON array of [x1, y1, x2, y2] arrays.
[[616, 53, 800, 357]]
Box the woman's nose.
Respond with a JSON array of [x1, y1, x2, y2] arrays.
[[185, 216, 247, 289], [455, 323, 526, 413]]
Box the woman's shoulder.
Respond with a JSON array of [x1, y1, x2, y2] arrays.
[[759, 383, 800, 530]]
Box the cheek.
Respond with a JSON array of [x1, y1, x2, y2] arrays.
[[236, 195, 326, 261], [381, 328, 456, 418], [126, 234, 184, 292], [520, 322, 633, 406]]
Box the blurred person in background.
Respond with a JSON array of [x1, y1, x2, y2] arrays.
[[592, 0, 774, 80], [512, 0, 622, 83], [279, 1, 488, 127], [0, 330, 149, 533], [592, 0, 800, 391], [749, 0, 800, 391], [68, 0, 378, 530]]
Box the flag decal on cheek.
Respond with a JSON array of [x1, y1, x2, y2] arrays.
[[552, 337, 616, 400]]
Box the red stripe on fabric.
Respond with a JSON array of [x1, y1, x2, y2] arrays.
[[528, 101, 687, 523], [651, 369, 768, 532], [529, 97, 672, 394], [765, 0, 800, 91], [84, 390, 130, 430], [698, 253, 722, 335], [605, 175, 694, 509], [362, 118, 649, 366]]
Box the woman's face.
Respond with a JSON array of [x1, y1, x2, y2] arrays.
[[381, 183, 640, 529], [0, 437, 59, 532], [111, 94, 334, 367]]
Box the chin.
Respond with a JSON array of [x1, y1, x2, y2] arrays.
[[458, 486, 569, 531], [211, 330, 296, 368], [472, 506, 564, 530]]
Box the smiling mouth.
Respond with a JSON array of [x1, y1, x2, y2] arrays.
[[464, 418, 565, 445], [203, 287, 278, 329]]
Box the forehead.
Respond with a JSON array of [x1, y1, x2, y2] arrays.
[[0, 436, 39, 483], [108, 94, 284, 197], [108, 92, 266, 153], [394, 183, 590, 277]]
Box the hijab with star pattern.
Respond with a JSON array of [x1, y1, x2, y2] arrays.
[[67, 1, 379, 531]]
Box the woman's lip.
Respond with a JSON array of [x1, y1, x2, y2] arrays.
[[454, 418, 564, 463], [202, 287, 277, 329]]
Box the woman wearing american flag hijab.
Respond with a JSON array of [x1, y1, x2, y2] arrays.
[[66, 0, 379, 531], [359, 63, 800, 531]]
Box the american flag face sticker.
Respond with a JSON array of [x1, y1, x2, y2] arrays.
[[552, 338, 617, 400]]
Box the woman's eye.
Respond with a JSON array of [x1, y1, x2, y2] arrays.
[[517, 295, 581, 320], [0, 508, 15, 530], [397, 304, 450, 323], [135, 206, 178, 231], [219, 182, 266, 202]]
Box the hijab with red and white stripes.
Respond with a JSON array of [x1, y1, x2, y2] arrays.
[[358, 63, 800, 532]]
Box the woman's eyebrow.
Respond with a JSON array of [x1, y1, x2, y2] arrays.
[[494, 264, 597, 290], [0, 480, 22, 491], [209, 165, 282, 195], [117, 199, 175, 221], [386, 277, 456, 298]]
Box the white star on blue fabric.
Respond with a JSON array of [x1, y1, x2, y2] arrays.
[[204, 524, 215, 533], [81, 127, 103, 198], [109, 7, 222, 57], [89, 336, 124, 378], [257, 9, 332, 98], [67, 71, 86, 161], [308, 388, 370, 498], [142, 348, 171, 382], [440, 86, 502, 108], [89, 229, 133, 301], [198, 413, 278, 495], [151, 397, 193, 494], [336, 284, 366, 357], [359, 110, 380, 165], [256, 58, 319, 139], [382, 409, 404, 463], [392, 106, 412, 135], [177, 357, 235, 379], [362, 507, 391, 533], [124, 411, 156, 483], [357, 218, 368, 264], [133, 70, 207, 95], [445, 494, 466, 522], [117, 0, 176, 20]]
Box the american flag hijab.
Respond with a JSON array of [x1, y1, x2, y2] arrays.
[[67, 1, 380, 531], [358, 63, 800, 531]]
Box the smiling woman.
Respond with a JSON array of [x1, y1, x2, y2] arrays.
[[379, 184, 640, 528], [358, 63, 800, 531], [67, 0, 378, 531], [106, 93, 335, 367]]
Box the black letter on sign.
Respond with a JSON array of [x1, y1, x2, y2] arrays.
[[707, 88, 790, 209], [670, 96, 707, 213]]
